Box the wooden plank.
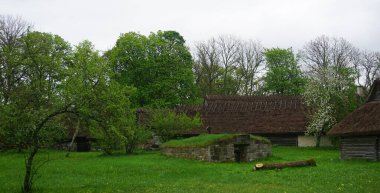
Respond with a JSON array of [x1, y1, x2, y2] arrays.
[[341, 136, 378, 161]]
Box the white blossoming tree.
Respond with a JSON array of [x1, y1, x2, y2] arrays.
[[303, 67, 357, 147]]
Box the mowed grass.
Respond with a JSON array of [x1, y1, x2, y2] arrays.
[[1, 147, 380, 193]]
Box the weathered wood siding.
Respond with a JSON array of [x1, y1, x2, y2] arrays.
[[378, 138, 380, 160], [341, 136, 379, 161]]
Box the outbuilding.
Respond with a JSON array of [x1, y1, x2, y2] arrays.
[[180, 95, 331, 147], [161, 134, 272, 162], [328, 79, 380, 161]]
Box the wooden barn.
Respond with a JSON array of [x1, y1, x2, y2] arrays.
[[328, 79, 380, 161], [180, 95, 324, 146]]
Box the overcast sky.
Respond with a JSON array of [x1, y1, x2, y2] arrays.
[[1, 0, 379, 52]]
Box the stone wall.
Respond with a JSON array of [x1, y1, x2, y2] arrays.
[[161, 136, 272, 162], [245, 141, 272, 161], [161, 147, 209, 161]]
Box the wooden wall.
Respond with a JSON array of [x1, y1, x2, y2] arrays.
[[340, 136, 379, 161], [260, 134, 298, 146]]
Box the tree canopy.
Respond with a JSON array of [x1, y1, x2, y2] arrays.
[[109, 30, 196, 108], [263, 48, 306, 95]]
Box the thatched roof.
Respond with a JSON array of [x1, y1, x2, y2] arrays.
[[186, 95, 309, 135], [328, 79, 380, 136], [327, 101, 380, 136]]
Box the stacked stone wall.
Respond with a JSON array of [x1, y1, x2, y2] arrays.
[[161, 136, 272, 162], [161, 147, 209, 161]]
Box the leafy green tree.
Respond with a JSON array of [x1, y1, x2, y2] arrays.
[[109, 30, 196, 108], [0, 31, 73, 193], [263, 48, 306, 95], [67, 40, 138, 155], [121, 115, 150, 154], [149, 110, 201, 142], [0, 31, 137, 192]]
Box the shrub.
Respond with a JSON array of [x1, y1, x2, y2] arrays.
[[149, 110, 201, 142]]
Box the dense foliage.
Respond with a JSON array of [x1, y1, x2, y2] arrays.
[[148, 110, 202, 142], [0, 16, 138, 192], [108, 31, 196, 108], [263, 48, 306, 95]]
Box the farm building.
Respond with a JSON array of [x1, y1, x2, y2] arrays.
[[178, 95, 331, 147], [161, 134, 272, 162], [59, 118, 94, 152], [328, 79, 380, 161]]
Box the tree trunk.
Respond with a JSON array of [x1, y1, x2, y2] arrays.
[[23, 146, 38, 193], [125, 143, 134, 154], [253, 159, 316, 171], [66, 119, 80, 157], [315, 135, 321, 148], [21, 108, 73, 192]]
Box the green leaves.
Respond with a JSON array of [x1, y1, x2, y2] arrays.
[[109, 31, 196, 108], [149, 110, 201, 142], [263, 48, 306, 95], [0, 31, 72, 148], [68, 40, 138, 154]]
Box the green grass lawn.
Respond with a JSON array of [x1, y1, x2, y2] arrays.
[[1, 147, 380, 193]]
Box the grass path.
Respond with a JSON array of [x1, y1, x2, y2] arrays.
[[1, 147, 380, 193]]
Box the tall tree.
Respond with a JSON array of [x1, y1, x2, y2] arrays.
[[300, 36, 359, 146], [68, 40, 137, 155], [109, 31, 196, 108], [357, 51, 380, 92], [7, 31, 73, 193], [193, 37, 265, 97], [193, 38, 221, 96], [0, 30, 137, 192], [263, 48, 305, 95], [217, 35, 240, 95], [235, 40, 265, 95], [0, 15, 31, 104]]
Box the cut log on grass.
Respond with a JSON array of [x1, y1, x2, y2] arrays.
[[253, 159, 316, 171]]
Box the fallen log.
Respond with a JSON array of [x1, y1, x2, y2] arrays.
[[253, 159, 316, 171]]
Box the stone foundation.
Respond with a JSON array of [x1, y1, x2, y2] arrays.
[[161, 135, 272, 162]]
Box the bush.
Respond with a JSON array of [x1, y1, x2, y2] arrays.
[[149, 110, 201, 142]]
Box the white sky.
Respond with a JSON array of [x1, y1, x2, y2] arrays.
[[1, 0, 379, 52]]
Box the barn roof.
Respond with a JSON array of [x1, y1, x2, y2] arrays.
[[186, 95, 309, 135], [328, 79, 380, 136]]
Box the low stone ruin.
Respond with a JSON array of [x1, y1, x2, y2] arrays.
[[161, 134, 271, 162]]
